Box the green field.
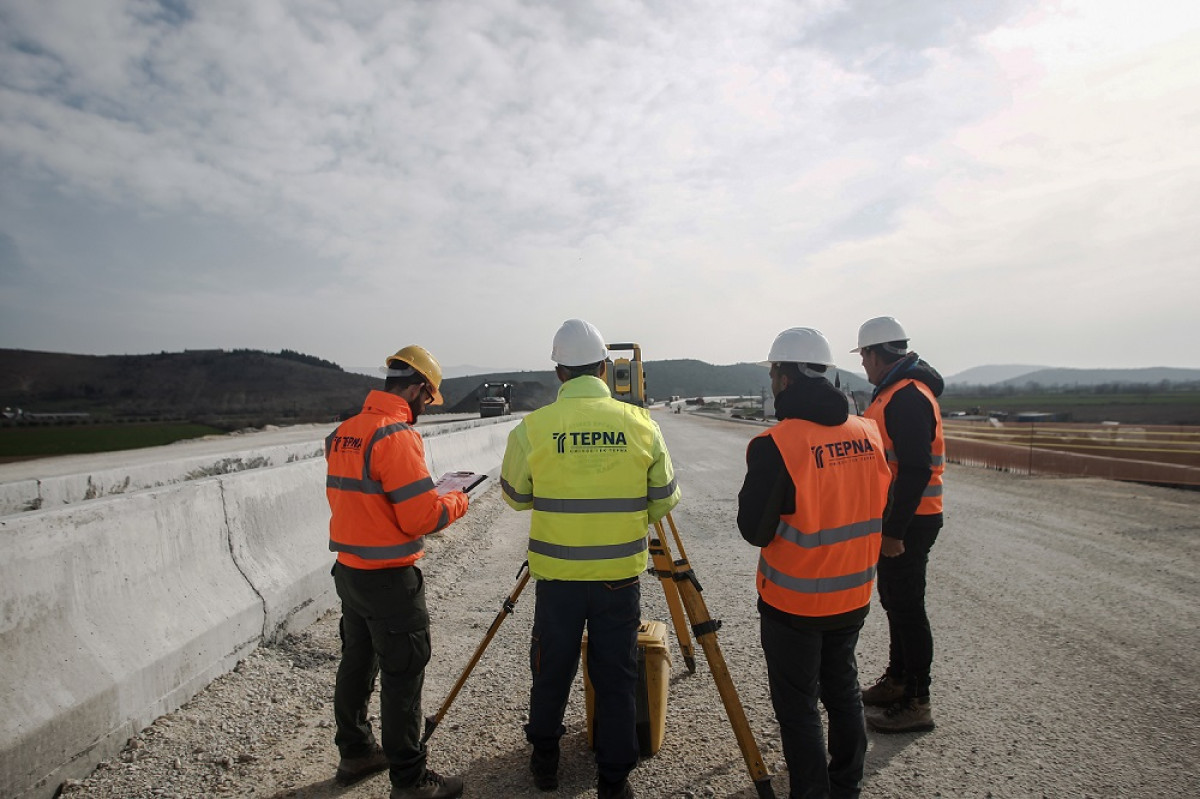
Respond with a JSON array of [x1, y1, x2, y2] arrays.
[[0, 423, 226, 461], [938, 391, 1200, 425]]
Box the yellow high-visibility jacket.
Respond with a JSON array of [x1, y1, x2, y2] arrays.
[[500, 376, 680, 581]]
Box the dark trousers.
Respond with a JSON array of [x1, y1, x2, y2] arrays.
[[761, 613, 866, 799], [332, 561, 431, 788], [876, 524, 940, 698], [526, 578, 641, 785]]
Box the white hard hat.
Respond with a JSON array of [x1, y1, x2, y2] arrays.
[[551, 318, 607, 366], [852, 316, 908, 353], [760, 327, 835, 367]]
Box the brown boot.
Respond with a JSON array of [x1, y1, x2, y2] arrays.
[[390, 769, 464, 799], [334, 744, 389, 786], [860, 673, 906, 707], [867, 696, 935, 733]]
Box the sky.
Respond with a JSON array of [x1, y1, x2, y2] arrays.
[[2, 0, 1198, 379]]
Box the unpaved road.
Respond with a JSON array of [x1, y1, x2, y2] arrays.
[[62, 411, 1200, 798]]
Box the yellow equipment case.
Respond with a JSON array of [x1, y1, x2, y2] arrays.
[[582, 619, 671, 756]]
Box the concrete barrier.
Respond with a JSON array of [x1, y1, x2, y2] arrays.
[[0, 416, 520, 799], [223, 458, 337, 642], [0, 484, 265, 799]]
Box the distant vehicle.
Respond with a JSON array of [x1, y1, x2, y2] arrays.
[[479, 382, 514, 417]]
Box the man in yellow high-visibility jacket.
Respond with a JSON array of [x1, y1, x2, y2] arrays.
[[501, 319, 680, 799]]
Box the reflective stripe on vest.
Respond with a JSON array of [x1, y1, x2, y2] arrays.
[[759, 555, 877, 595], [330, 536, 425, 560], [528, 536, 648, 561], [501, 477, 533, 504], [774, 517, 883, 549], [327, 473, 435, 504]]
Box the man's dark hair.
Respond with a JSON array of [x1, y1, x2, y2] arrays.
[[776, 362, 827, 382], [558, 360, 605, 380], [864, 341, 907, 365]]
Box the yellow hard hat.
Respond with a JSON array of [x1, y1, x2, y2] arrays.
[[385, 345, 444, 405]]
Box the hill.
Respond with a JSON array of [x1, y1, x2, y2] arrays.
[[2, 350, 821, 426], [0, 348, 381, 427]]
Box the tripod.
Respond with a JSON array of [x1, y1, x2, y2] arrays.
[[424, 513, 776, 799], [648, 512, 776, 799]]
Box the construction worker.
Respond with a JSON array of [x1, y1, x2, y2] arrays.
[[325, 345, 468, 799], [738, 327, 891, 799], [853, 316, 945, 733], [500, 319, 681, 799]]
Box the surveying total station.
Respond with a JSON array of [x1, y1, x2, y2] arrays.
[[605, 342, 647, 406], [423, 340, 777, 799]]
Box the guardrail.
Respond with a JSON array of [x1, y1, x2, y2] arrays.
[[944, 420, 1200, 486]]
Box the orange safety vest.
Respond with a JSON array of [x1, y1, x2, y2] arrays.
[[754, 416, 892, 617], [864, 379, 945, 515], [325, 390, 468, 569]]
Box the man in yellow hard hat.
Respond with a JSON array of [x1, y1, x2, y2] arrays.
[[325, 345, 468, 799], [500, 319, 681, 799]]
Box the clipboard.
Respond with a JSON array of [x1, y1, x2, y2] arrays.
[[434, 471, 487, 495]]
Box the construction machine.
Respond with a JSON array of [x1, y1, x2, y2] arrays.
[[478, 382, 514, 417]]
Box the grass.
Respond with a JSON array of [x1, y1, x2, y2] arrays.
[[0, 422, 226, 459]]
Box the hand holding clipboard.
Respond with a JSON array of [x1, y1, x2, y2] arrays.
[[434, 471, 487, 495]]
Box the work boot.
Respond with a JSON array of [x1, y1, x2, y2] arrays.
[[860, 673, 906, 707], [597, 777, 635, 799], [530, 746, 560, 791], [334, 744, 389, 786], [389, 769, 464, 799], [866, 696, 935, 733]]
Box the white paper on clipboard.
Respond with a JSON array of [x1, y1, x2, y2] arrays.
[[434, 471, 487, 495]]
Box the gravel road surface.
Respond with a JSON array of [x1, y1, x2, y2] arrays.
[[60, 411, 1200, 798]]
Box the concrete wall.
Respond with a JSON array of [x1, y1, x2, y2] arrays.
[[0, 416, 519, 799]]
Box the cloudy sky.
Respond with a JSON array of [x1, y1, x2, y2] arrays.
[[2, 0, 1197, 378]]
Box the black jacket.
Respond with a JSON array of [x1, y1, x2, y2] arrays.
[[870, 353, 945, 539], [737, 374, 875, 630]]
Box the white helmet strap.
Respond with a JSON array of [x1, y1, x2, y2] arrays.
[[380, 364, 419, 378], [776, 363, 828, 380]]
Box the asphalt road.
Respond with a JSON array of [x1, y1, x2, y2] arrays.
[[64, 409, 1200, 798]]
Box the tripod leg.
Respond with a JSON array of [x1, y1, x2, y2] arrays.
[[650, 524, 696, 673], [657, 521, 776, 799], [422, 562, 531, 744]]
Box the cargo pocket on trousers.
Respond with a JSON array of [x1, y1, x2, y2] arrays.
[[378, 622, 431, 677]]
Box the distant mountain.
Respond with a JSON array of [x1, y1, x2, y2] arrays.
[[946, 365, 1049, 386], [997, 366, 1200, 388]]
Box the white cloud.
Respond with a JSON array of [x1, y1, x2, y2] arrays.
[[1, 0, 1197, 374]]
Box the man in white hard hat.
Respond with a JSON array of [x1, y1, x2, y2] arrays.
[[852, 317, 946, 734], [500, 319, 681, 799], [738, 328, 892, 799], [325, 345, 469, 799]]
